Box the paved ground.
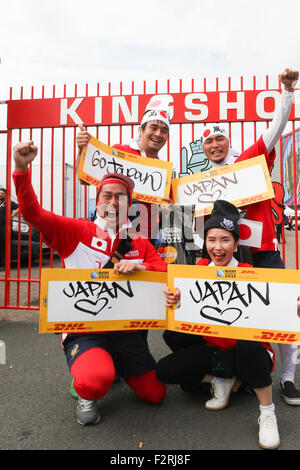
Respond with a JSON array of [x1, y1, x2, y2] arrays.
[[0, 229, 299, 453], [0, 322, 299, 453]]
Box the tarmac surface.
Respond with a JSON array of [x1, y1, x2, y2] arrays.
[[0, 230, 300, 454]]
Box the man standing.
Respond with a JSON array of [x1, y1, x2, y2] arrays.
[[76, 97, 172, 240], [199, 68, 300, 405], [12, 140, 167, 425], [0, 188, 19, 269]]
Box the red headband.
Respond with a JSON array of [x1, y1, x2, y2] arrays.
[[96, 173, 135, 205]]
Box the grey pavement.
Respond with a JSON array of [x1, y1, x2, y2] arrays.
[[0, 230, 300, 452], [0, 319, 299, 452]]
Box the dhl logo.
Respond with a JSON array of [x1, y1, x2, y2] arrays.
[[178, 323, 215, 334], [255, 331, 297, 342], [124, 320, 162, 328], [239, 194, 265, 205], [53, 322, 88, 331], [134, 194, 161, 203], [195, 207, 211, 216], [82, 175, 100, 185]]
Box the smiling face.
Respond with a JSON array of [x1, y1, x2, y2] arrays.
[[205, 227, 238, 266], [138, 120, 169, 157], [202, 134, 230, 164], [96, 183, 129, 232]]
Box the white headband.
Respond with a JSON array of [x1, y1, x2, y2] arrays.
[[140, 109, 170, 128], [201, 124, 230, 144], [141, 95, 171, 128]]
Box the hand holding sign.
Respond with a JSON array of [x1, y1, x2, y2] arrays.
[[164, 287, 180, 308], [114, 261, 146, 274], [76, 123, 91, 151], [76, 124, 92, 186]]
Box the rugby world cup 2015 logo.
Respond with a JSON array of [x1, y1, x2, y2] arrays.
[[217, 269, 225, 278]]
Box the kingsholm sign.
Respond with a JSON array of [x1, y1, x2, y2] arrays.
[[6, 90, 300, 129]]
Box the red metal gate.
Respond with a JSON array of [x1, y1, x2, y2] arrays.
[[1, 76, 299, 310]]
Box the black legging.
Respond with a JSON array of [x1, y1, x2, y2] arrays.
[[156, 331, 273, 390]]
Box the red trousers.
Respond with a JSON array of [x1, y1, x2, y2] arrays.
[[71, 347, 166, 404]]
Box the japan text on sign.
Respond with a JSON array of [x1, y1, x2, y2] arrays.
[[171, 155, 274, 216], [167, 264, 300, 344], [6, 90, 300, 129], [39, 268, 167, 333], [77, 137, 173, 204]]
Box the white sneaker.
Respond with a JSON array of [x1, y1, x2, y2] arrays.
[[258, 411, 280, 449], [205, 377, 238, 410]]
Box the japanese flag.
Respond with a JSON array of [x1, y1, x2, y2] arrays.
[[238, 218, 262, 248]]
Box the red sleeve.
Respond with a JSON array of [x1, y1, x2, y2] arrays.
[[196, 258, 210, 266], [13, 170, 83, 257], [133, 238, 167, 272], [236, 135, 275, 171]]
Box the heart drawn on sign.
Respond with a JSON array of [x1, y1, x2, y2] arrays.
[[197, 190, 222, 204], [200, 306, 242, 325], [74, 297, 109, 316]]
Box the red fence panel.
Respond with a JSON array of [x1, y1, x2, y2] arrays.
[[0, 75, 299, 310]]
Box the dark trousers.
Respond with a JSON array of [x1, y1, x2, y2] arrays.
[[157, 331, 273, 390], [252, 250, 284, 269]]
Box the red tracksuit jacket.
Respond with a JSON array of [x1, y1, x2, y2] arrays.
[[13, 170, 168, 272]]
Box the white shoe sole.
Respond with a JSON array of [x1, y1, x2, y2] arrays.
[[205, 379, 241, 410], [76, 413, 101, 426], [282, 396, 300, 406], [258, 438, 280, 450]]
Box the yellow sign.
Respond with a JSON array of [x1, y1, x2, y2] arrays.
[[167, 264, 300, 344], [39, 268, 167, 333], [171, 155, 274, 217], [77, 136, 173, 204], [40, 265, 300, 344]]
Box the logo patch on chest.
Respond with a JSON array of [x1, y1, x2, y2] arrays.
[[91, 237, 108, 252]]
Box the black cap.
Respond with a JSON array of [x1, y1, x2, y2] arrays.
[[204, 200, 240, 240]]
